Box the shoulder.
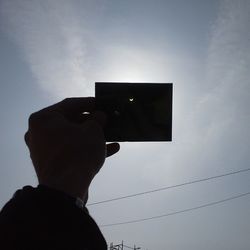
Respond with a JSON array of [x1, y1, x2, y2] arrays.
[[0, 185, 107, 250]]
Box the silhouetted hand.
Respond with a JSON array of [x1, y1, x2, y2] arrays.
[[24, 97, 120, 201]]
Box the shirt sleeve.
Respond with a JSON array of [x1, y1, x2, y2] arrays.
[[0, 185, 107, 250]]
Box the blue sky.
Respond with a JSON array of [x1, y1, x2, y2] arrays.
[[0, 0, 250, 249]]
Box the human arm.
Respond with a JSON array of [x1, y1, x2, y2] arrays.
[[0, 97, 120, 249], [24, 97, 119, 200]]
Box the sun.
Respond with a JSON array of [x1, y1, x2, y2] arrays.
[[99, 46, 165, 83]]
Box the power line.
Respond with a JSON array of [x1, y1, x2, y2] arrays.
[[123, 245, 133, 250], [124, 244, 139, 250], [100, 191, 250, 227], [87, 168, 250, 206]]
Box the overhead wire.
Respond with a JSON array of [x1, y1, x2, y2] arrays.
[[87, 168, 250, 206], [123, 244, 136, 249], [100, 191, 250, 227]]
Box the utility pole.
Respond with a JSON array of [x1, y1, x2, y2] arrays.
[[109, 241, 141, 250], [109, 240, 124, 250]]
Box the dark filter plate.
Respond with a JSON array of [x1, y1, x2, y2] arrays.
[[95, 82, 172, 142]]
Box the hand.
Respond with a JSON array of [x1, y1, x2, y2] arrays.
[[24, 97, 120, 201]]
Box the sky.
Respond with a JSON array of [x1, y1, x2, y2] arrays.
[[0, 0, 250, 249]]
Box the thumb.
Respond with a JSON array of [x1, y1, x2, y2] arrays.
[[106, 143, 120, 157]]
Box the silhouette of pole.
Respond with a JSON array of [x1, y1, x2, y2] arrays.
[[110, 241, 141, 250], [110, 241, 124, 250]]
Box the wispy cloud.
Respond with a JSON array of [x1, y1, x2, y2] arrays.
[[0, 0, 94, 99], [142, 0, 250, 184], [200, 0, 250, 148], [1, 0, 249, 179]]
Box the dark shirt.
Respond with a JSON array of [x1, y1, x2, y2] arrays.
[[0, 185, 107, 250]]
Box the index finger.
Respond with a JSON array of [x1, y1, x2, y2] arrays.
[[43, 97, 95, 116]]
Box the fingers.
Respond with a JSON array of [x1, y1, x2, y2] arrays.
[[27, 97, 96, 129], [67, 111, 106, 125], [106, 143, 120, 157], [43, 97, 96, 116], [89, 111, 107, 127], [26, 98, 107, 133], [24, 131, 30, 146]]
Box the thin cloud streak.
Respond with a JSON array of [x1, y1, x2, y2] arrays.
[[199, 0, 250, 163], [137, 0, 250, 185], [0, 0, 92, 99]]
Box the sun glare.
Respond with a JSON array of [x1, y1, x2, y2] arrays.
[[99, 46, 168, 83]]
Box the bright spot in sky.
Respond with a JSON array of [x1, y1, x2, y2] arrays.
[[97, 45, 171, 84]]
